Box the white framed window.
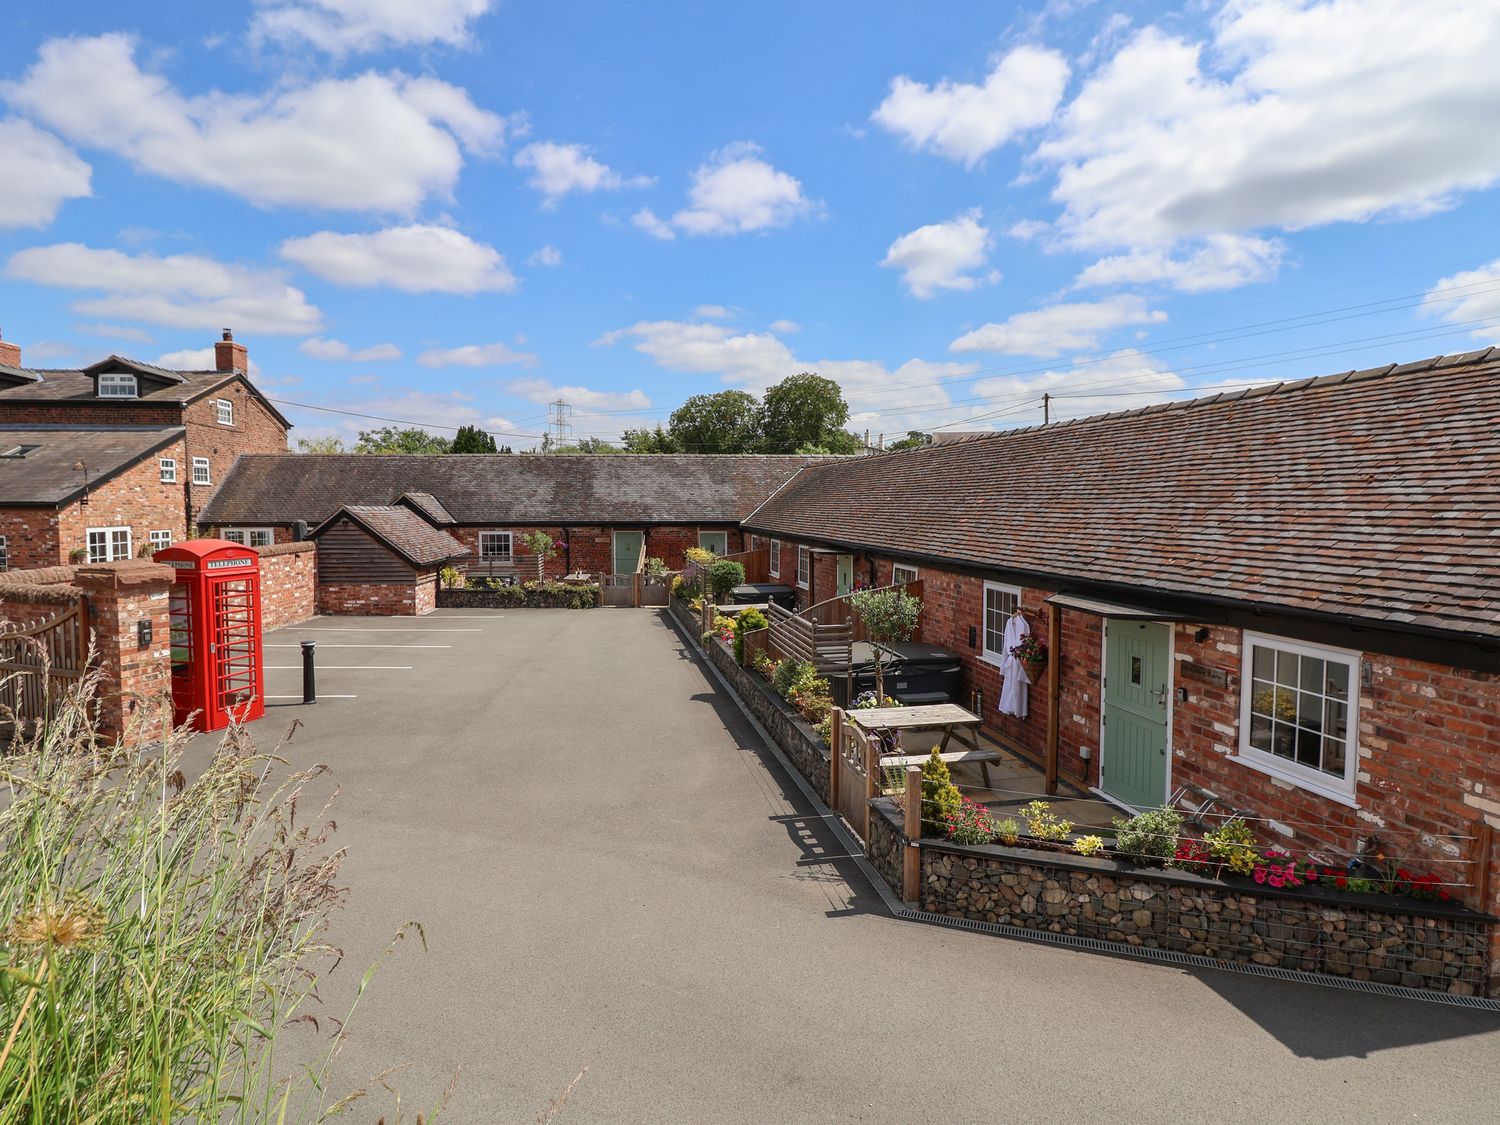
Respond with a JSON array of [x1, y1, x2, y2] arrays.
[[97, 372, 138, 398], [769, 540, 781, 577], [698, 530, 729, 555], [149, 529, 173, 551], [796, 545, 809, 589], [159, 457, 177, 483], [980, 581, 1022, 666], [1236, 632, 1360, 804], [0, 536, 8, 572], [892, 563, 919, 586], [221, 527, 274, 548], [479, 531, 513, 560], [216, 398, 234, 426], [749, 535, 763, 551], [192, 457, 211, 485], [87, 526, 132, 563]]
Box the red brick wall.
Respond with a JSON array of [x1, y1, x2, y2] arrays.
[[257, 541, 316, 630], [0, 508, 62, 570], [447, 525, 744, 578], [319, 576, 434, 616], [180, 381, 288, 522], [73, 560, 174, 743]]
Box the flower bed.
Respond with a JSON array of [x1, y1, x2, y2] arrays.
[[437, 582, 599, 609], [868, 800, 1495, 997]]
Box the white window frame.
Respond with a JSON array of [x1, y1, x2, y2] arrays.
[[698, 530, 729, 555], [479, 531, 513, 560], [216, 398, 234, 426], [221, 527, 275, 548], [97, 372, 138, 399], [0, 535, 8, 572], [192, 457, 211, 485], [159, 457, 177, 483], [149, 529, 173, 551], [796, 545, 810, 589], [980, 581, 1022, 667], [769, 539, 781, 577], [892, 562, 919, 586], [1234, 631, 1361, 805], [86, 526, 132, 563]]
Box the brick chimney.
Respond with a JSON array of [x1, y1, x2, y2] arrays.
[[214, 328, 247, 374], [0, 328, 20, 368]]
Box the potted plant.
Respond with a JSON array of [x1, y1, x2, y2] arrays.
[[1011, 633, 1048, 680], [68, 547, 87, 564]]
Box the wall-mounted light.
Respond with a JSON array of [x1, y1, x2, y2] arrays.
[[1194, 627, 1210, 644], [73, 459, 91, 506]]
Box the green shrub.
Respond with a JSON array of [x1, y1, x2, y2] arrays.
[[643, 555, 668, 577], [439, 581, 598, 608], [439, 565, 466, 589], [1113, 807, 1185, 864], [945, 797, 1000, 844], [732, 607, 769, 664], [994, 818, 1021, 846], [1204, 817, 1258, 875], [772, 658, 817, 700], [920, 748, 961, 834], [706, 558, 746, 600], [1022, 799, 1073, 841], [813, 715, 832, 746]]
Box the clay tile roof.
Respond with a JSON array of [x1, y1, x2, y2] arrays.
[[312, 505, 468, 568], [391, 491, 456, 525], [745, 351, 1500, 640], [202, 454, 841, 527]]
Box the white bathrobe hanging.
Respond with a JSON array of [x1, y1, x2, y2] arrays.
[[998, 612, 1031, 718]]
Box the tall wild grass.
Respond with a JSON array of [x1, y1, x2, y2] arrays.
[[0, 662, 440, 1123]]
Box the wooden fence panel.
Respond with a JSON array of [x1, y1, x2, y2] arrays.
[[0, 600, 87, 730]]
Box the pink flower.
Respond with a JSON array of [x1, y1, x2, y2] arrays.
[[1268, 875, 1284, 888], [1253, 869, 1267, 884]]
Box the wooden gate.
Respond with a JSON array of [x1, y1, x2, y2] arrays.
[[640, 574, 673, 607], [830, 708, 877, 842], [0, 601, 87, 730], [601, 574, 638, 607]]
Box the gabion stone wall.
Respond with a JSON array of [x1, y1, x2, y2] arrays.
[[920, 841, 1493, 997]]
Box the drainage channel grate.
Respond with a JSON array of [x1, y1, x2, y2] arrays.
[[672, 612, 1500, 1014]]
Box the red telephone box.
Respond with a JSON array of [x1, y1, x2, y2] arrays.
[[156, 539, 266, 731]]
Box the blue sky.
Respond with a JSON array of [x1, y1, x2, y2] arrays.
[[2, 0, 1498, 448]]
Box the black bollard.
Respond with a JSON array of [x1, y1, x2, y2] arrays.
[[301, 640, 317, 704]]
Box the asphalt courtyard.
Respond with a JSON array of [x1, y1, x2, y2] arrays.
[[239, 608, 1500, 1123]]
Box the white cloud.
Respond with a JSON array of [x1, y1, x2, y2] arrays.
[[881, 208, 997, 298], [6, 243, 321, 335], [769, 319, 800, 334], [287, 387, 526, 444], [76, 323, 154, 344], [298, 336, 401, 361], [0, 118, 91, 228], [1036, 2, 1500, 249], [155, 346, 265, 377], [515, 141, 650, 205], [694, 305, 735, 320], [251, 0, 493, 55], [871, 46, 1070, 167], [280, 225, 516, 294], [1422, 260, 1500, 342], [416, 341, 537, 367], [631, 208, 676, 241], [636, 143, 812, 239], [950, 295, 1166, 356], [6, 34, 508, 213], [507, 378, 651, 412], [970, 349, 1184, 424], [528, 245, 562, 267], [1073, 234, 1285, 292]]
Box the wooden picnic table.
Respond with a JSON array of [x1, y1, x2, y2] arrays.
[[846, 703, 996, 786]]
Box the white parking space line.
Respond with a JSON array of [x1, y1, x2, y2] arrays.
[[266, 644, 452, 650], [265, 665, 412, 670], [294, 627, 481, 633], [267, 694, 358, 699]]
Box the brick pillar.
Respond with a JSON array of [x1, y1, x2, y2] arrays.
[[75, 560, 175, 744]]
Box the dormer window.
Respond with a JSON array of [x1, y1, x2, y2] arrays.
[[98, 372, 138, 398]]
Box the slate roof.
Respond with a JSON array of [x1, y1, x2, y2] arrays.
[[392, 491, 456, 525], [0, 425, 185, 506], [312, 505, 469, 567], [201, 454, 838, 527], [745, 350, 1500, 641]]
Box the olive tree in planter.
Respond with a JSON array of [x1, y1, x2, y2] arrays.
[[847, 587, 922, 702], [519, 530, 558, 582]]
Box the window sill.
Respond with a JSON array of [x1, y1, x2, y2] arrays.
[[978, 652, 1006, 670], [1228, 753, 1359, 809]]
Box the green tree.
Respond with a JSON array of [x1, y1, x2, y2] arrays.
[[621, 425, 677, 454], [354, 426, 451, 454], [759, 372, 857, 454], [847, 587, 922, 701], [450, 424, 498, 453], [295, 435, 346, 454], [794, 432, 864, 455], [520, 530, 558, 581], [887, 430, 932, 452], [551, 437, 621, 454], [668, 390, 761, 454]]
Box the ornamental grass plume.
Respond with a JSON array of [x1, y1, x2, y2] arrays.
[[0, 661, 447, 1124]]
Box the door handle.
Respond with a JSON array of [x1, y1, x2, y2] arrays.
[[1151, 684, 1167, 708]]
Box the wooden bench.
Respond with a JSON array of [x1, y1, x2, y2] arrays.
[[878, 748, 1001, 788]]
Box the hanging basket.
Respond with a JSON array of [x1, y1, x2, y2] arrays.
[[1023, 657, 1048, 681]]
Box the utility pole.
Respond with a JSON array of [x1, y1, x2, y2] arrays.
[[1043, 393, 1052, 425], [547, 399, 573, 451]]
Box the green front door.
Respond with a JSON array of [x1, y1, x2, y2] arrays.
[[1101, 620, 1170, 809], [836, 554, 854, 596], [612, 531, 643, 575]]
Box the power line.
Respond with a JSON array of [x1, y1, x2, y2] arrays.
[[270, 397, 542, 441]]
